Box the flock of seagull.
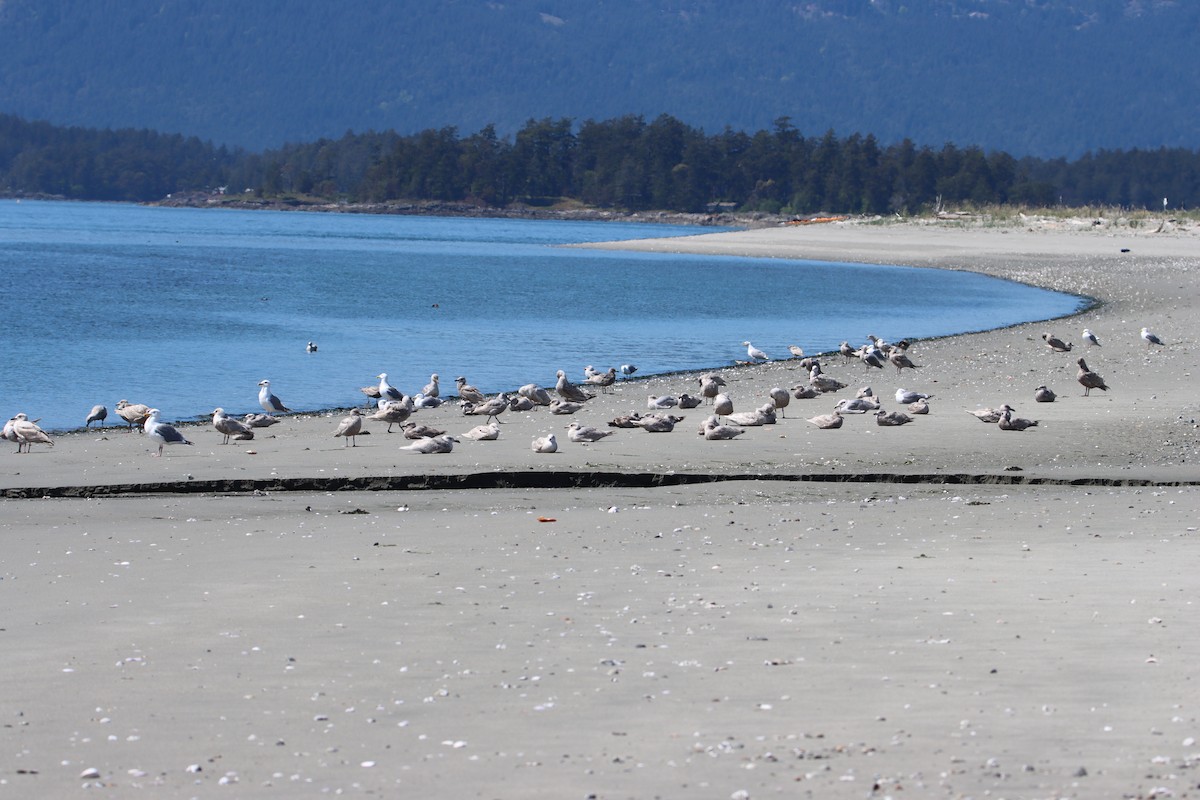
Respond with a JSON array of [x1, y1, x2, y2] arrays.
[[1, 324, 1167, 457]]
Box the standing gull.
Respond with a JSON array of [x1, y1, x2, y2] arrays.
[[7, 413, 53, 453], [889, 351, 920, 374], [742, 341, 769, 362], [375, 373, 405, 404], [370, 399, 413, 432], [555, 370, 593, 403], [1082, 328, 1101, 347], [212, 408, 254, 444], [769, 387, 791, 418], [333, 409, 365, 446], [455, 376, 486, 405], [620, 364, 638, 379], [585, 367, 618, 394], [85, 404, 108, 428], [144, 409, 193, 457], [1141, 327, 1166, 347], [421, 373, 441, 398], [1076, 358, 1109, 396], [257, 380, 291, 414], [463, 394, 509, 424], [115, 400, 152, 430], [518, 383, 553, 406]]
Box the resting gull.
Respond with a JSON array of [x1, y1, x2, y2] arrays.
[[699, 415, 745, 440], [791, 384, 820, 400], [401, 434, 458, 454], [788, 345, 806, 359], [908, 399, 931, 415], [144, 409, 193, 457], [85, 404, 108, 428], [632, 414, 685, 433], [1082, 328, 1101, 347], [257, 380, 291, 413], [531, 433, 559, 453], [421, 373, 441, 398], [461, 423, 501, 441], [895, 388, 932, 405], [1076, 358, 1109, 396], [243, 413, 282, 428], [966, 407, 1003, 424], [566, 422, 615, 443], [212, 407, 254, 444], [648, 394, 678, 410], [333, 409, 365, 446], [1034, 385, 1057, 403], [400, 423, 446, 440], [608, 413, 644, 428], [875, 409, 913, 427], [306, 341, 318, 353], [677, 393, 703, 409], [1042, 332, 1073, 352], [806, 410, 844, 429], [549, 400, 585, 415], [742, 341, 769, 362], [834, 396, 879, 414], [508, 395, 536, 412], [1141, 327, 1166, 347], [997, 404, 1038, 431]]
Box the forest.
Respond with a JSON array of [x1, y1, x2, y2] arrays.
[[2, 113, 1199, 215]]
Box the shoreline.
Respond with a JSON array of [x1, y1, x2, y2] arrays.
[[4, 219, 1199, 799]]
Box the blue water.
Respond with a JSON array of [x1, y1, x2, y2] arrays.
[[0, 200, 1086, 431]]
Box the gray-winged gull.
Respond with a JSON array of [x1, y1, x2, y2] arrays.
[[566, 422, 614, 443], [997, 404, 1038, 431], [1042, 333, 1073, 352], [1034, 385, 1056, 403], [212, 407, 254, 444], [401, 434, 458, 454], [257, 380, 291, 413], [700, 415, 745, 440], [555, 370, 592, 403], [7, 413, 54, 453], [1076, 358, 1109, 396], [461, 423, 501, 441], [531, 433, 558, 453], [375, 373, 405, 404], [1141, 327, 1166, 347], [1082, 328, 1101, 347], [144, 409, 193, 456], [742, 341, 768, 361], [85, 404, 108, 428]]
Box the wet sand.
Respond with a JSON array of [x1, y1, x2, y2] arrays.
[[2, 218, 1198, 797]]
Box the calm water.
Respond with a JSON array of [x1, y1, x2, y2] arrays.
[[0, 200, 1086, 431]]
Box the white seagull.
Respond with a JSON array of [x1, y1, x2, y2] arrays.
[[401, 434, 459, 454], [1141, 327, 1166, 347], [1082, 328, 1101, 347], [532, 433, 559, 453], [257, 380, 290, 413], [144, 409, 193, 457], [567, 422, 615, 443], [742, 341, 768, 362], [376, 373, 405, 403]]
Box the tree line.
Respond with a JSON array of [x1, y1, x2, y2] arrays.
[[3, 112, 1199, 214]]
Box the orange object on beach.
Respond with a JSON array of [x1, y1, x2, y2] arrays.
[[537, 516, 557, 523]]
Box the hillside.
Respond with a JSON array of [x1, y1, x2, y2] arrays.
[[0, 0, 1195, 157]]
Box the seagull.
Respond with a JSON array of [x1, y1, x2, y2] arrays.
[[413, 394, 442, 409], [632, 414, 685, 433], [518, 383, 553, 406], [212, 407, 254, 444], [767, 387, 791, 417], [7, 413, 54, 453], [306, 341, 318, 353], [555, 370, 592, 403], [421, 373, 441, 398], [1082, 328, 1101, 347], [809, 367, 847, 393], [531, 433, 558, 453], [648, 395, 679, 410], [401, 434, 458, 454], [839, 341, 857, 362], [370, 399, 413, 432], [461, 423, 501, 441], [806, 411, 844, 429], [698, 375, 723, 403], [144, 409, 193, 456], [875, 409, 913, 426], [1077, 358, 1109, 396], [115, 399, 152, 429], [243, 413, 282, 428], [462, 394, 509, 424], [1042, 332, 1073, 352], [908, 399, 930, 415], [788, 345, 806, 359], [454, 376, 485, 404], [566, 422, 615, 443], [677, 393, 703, 409], [889, 351, 920, 373], [376, 373, 405, 404], [400, 423, 446, 440], [742, 341, 768, 362], [359, 385, 383, 406], [333, 409, 365, 446], [791, 384, 819, 400], [834, 397, 879, 413], [257, 380, 291, 413], [620, 364, 638, 379], [860, 345, 886, 370], [1141, 327, 1166, 347], [727, 406, 774, 426], [85, 404, 108, 428], [585, 367, 618, 394], [713, 393, 734, 418], [699, 415, 745, 440], [508, 395, 535, 412], [607, 413, 643, 428], [549, 399, 585, 415], [997, 404, 1038, 431], [895, 388, 933, 405], [583, 365, 601, 380], [1034, 385, 1056, 403], [966, 407, 1003, 423]]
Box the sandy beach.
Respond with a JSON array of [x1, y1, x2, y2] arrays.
[[3, 218, 1198, 798]]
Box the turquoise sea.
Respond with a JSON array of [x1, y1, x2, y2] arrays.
[[0, 200, 1086, 431]]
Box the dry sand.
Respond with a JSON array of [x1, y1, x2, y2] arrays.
[[2, 218, 1199, 798]]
